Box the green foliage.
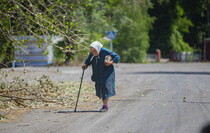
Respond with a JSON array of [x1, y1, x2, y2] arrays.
[[0, 0, 86, 67], [75, 1, 113, 42], [1, 0, 208, 64], [169, 25, 193, 53], [180, 0, 210, 47], [149, 0, 209, 57], [169, 4, 193, 53], [74, 0, 154, 63], [110, 0, 154, 62]]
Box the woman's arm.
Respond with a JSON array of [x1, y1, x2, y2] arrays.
[[82, 53, 93, 69], [111, 51, 120, 64], [105, 49, 120, 64], [104, 48, 120, 66]]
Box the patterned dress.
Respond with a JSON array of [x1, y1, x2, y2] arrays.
[[85, 48, 120, 100]]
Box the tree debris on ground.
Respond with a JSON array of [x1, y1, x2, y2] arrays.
[[0, 71, 96, 120]]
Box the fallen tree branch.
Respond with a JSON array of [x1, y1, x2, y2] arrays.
[[0, 94, 34, 100], [0, 88, 26, 93], [0, 94, 64, 106]]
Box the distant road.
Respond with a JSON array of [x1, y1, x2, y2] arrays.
[[1, 63, 210, 133]]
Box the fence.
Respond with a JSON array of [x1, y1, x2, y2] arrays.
[[146, 54, 158, 62], [173, 52, 201, 62]]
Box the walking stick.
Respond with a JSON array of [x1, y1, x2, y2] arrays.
[[74, 69, 85, 112]]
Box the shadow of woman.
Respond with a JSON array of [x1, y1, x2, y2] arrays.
[[57, 110, 100, 113]]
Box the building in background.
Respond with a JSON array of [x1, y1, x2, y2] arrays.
[[13, 36, 63, 67]]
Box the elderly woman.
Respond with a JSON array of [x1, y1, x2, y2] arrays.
[[82, 41, 120, 112]]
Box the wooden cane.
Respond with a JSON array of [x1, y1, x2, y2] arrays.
[[74, 69, 85, 112]]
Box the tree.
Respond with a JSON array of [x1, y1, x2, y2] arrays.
[[169, 4, 193, 53], [180, 0, 210, 50], [149, 0, 209, 56], [74, 0, 154, 63], [0, 0, 90, 67], [106, 0, 154, 63]]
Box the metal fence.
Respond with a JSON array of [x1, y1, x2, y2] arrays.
[[146, 54, 158, 62], [174, 52, 201, 62]]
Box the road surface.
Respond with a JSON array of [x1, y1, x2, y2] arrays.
[[1, 63, 210, 133]]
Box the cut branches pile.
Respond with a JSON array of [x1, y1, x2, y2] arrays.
[[0, 70, 95, 111]]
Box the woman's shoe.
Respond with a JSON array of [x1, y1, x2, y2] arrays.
[[100, 105, 108, 112]]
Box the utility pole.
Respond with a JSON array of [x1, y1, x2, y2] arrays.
[[107, 31, 116, 51], [110, 39, 113, 51]]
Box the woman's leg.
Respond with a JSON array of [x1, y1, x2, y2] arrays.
[[100, 98, 109, 112], [103, 98, 109, 106]]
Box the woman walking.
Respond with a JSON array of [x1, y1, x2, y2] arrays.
[[82, 41, 120, 112]]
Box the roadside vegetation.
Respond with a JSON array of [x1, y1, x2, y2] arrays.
[[0, 69, 96, 120], [1, 0, 209, 66]]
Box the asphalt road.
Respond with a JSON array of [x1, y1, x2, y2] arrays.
[[1, 63, 210, 133]]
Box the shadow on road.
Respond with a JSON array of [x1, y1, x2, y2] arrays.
[[185, 102, 210, 104], [57, 110, 100, 113], [200, 122, 210, 133], [128, 71, 210, 75]]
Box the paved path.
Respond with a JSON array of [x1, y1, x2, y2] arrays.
[[1, 63, 210, 133]]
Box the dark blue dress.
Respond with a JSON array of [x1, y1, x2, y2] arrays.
[[85, 48, 120, 100]]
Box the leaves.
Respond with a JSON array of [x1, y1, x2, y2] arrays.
[[0, 0, 83, 67], [0, 72, 96, 112], [149, 0, 208, 56]]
